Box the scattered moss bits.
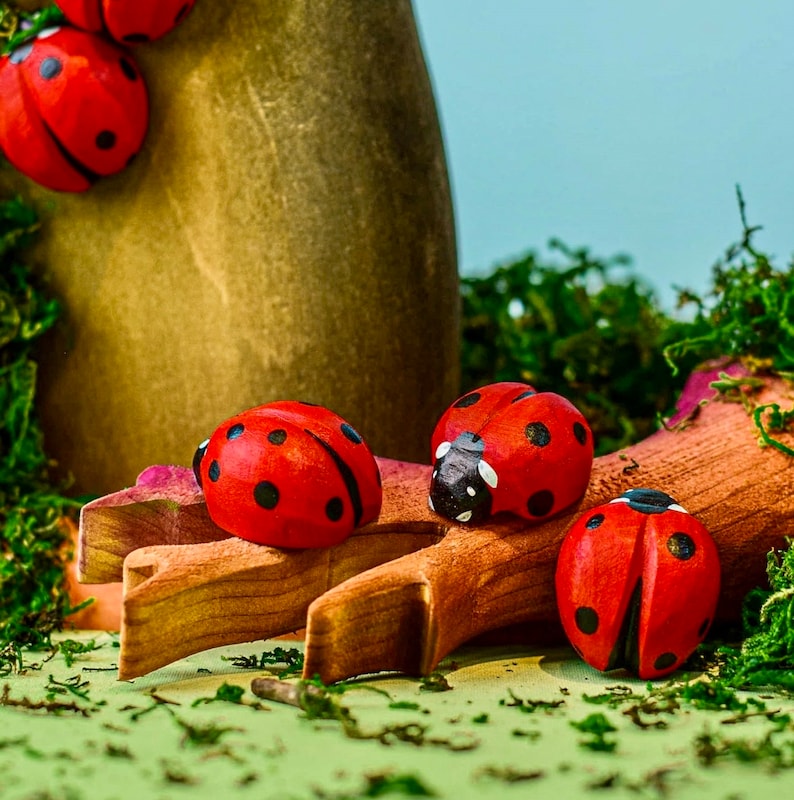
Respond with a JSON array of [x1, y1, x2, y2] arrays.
[[570, 712, 618, 752]]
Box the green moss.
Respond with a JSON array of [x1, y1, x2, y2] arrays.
[[0, 3, 64, 55], [664, 188, 794, 378], [460, 187, 794, 456], [0, 196, 81, 668], [460, 239, 692, 454]]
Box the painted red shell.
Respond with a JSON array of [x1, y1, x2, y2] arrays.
[[56, 0, 197, 44], [193, 401, 383, 549], [429, 381, 593, 524], [0, 26, 148, 192], [555, 488, 721, 679]]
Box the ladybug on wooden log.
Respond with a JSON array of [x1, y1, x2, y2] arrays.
[[428, 381, 593, 524], [193, 401, 383, 549], [555, 488, 721, 679]]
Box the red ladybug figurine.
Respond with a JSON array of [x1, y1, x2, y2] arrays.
[[555, 488, 721, 679], [56, 0, 197, 44], [429, 382, 593, 524], [193, 401, 383, 549], [0, 25, 149, 192]]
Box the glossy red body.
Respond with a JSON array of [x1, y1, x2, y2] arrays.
[[0, 26, 148, 192], [555, 489, 721, 679], [429, 381, 593, 524], [194, 401, 383, 549], [56, 0, 197, 43]]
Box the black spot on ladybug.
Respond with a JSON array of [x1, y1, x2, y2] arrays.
[[119, 57, 139, 81], [95, 130, 117, 150], [208, 460, 221, 482], [326, 497, 344, 521], [227, 423, 245, 440], [192, 439, 208, 488], [253, 481, 279, 510], [667, 532, 696, 560], [621, 488, 677, 515], [585, 513, 605, 529], [653, 652, 677, 672], [176, 4, 192, 23], [341, 423, 363, 444], [511, 389, 536, 402], [39, 57, 62, 80], [122, 33, 151, 44], [698, 617, 711, 638], [575, 606, 599, 635], [525, 422, 551, 447], [573, 421, 588, 445], [9, 43, 33, 64], [454, 392, 480, 408], [527, 489, 554, 517], [268, 429, 287, 445]]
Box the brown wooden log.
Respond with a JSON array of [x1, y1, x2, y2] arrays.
[[77, 373, 794, 682], [304, 373, 794, 682]]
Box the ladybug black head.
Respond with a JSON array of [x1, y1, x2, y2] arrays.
[[192, 438, 209, 488], [429, 431, 496, 524], [613, 488, 686, 515]]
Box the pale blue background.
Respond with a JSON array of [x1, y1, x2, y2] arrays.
[[413, 1, 793, 308]]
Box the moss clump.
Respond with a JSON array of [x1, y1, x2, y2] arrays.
[[0, 195, 79, 669], [664, 187, 794, 379], [460, 188, 793, 456], [460, 239, 696, 454]]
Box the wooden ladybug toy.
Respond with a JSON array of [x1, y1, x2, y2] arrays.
[[0, 25, 149, 192], [56, 0, 197, 44], [193, 401, 383, 549], [429, 381, 593, 524], [555, 488, 721, 679]]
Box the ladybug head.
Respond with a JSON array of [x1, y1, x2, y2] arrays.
[[428, 431, 497, 524], [612, 488, 687, 515], [192, 437, 210, 488]]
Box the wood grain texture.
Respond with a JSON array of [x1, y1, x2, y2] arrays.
[[303, 377, 794, 682], [77, 376, 794, 682]]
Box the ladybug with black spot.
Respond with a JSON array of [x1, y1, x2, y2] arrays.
[[56, 0, 197, 45], [0, 25, 149, 192], [555, 488, 721, 679], [428, 381, 593, 524], [193, 401, 383, 549]]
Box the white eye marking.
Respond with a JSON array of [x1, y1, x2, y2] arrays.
[[466, 486, 476, 497], [609, 496, 630, 504], [478, 459, 498, 488], [669, 503, 688, 514], [456, 510, 473, 522], [427, 496, 435, 512], [435, 441, 452, 460], [198, 437, 210, 449]]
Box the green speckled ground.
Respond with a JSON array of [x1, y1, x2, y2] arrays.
[[1, 632, 792, 799]]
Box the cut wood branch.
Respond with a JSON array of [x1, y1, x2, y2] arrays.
[[77, 372, 794, 683]]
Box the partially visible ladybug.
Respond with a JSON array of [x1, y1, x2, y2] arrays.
[[56, 0, 197, 44], [193, 401, 383, 549], [0, 26, 149, 192], [428, 382, 593, 524], [555, 488, 721, 679]]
